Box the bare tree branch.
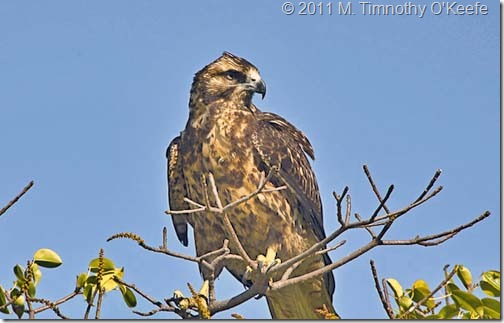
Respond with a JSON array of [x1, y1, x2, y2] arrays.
[[32, 291, 80, 314], [370, 185, 394, 222], [382, 211, 490, 247], [107, 165, 491, 319], [114, 277, 164, 308], [355, 213, 376, 238], [333, 186, 349, 226], [0, 181, 34, 217], [415, 169, 442, 203], [369, 260, 394, 319]]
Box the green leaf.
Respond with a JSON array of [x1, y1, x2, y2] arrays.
[[101, 268, 123, 292], [386, 278, 404, 298], [480, 270, 500, 297], [13, 264, 24, 281], [88, 257, 115, 273], [411, 280, 435, 309], [461, 311, 472, 319], [32, 263, 42, 286], [27, 280, 36, 298], [33, 248, 63, 268], [76, 273, 87, 289], [83, 284, 95, 304], [11, 293, 24, 319], [0, 286, 10, 314], [481, 298, 500, 319], [120, 286, 137, 308], [86, 275, 97, 285], [481, 281, 500, 297], [10, 288, 21, 299], [446, 282, 460, 294], [451, 290, 483, 315], [398, 295, 413, 310], [437, 304, 459, 319], [456, 265, 473, 290], [482, 270, 500, 283]]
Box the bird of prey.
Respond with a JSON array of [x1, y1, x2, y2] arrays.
[[166, 52, 336, 319]]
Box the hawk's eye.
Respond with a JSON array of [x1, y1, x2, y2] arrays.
[[224, 70, 244, 82]]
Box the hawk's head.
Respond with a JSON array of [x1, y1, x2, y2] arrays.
[[189, 52, 266, 111]]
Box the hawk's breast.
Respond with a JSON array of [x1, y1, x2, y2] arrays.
[[182, 106, 306, 262]]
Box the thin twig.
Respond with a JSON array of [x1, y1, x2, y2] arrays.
[[333, 186, 349, 225], [33, 291, 80, 314], [0, 181, 34, 217], [370, 185, 394, 221], [345, 194, 352, 225], [51, 306, 70, 319], [280, 258, 304, 281], [375, 186, 443, 240], [208, 173, 255, 268], [443, 265, 452, 306], [415, 169, 442, 203], [184, 197, 206, 209], [114, 277, 164, 307], [166, 207, 205, 215], [95, 287, 104, 319], [209, 281, 266, 315], [222, 213, 254, 267], [355, 213, 376, 238], [26, 292, 34, 319], [162, 227, 167, 250], [382, 211, 490, 246], [133, 308, 163, 316], [198, 239, 230, 261], [201, 174, 211, 210], [271, 238, 380, 292], [83, 287, 98, 319], [208, 173, 223, 210], [165, 169, 285, 219], [370, 260, 394, 319], [363, 165, 391, 214], [315, 240, 346, 255], [399, 265, 457, 319], [382, 278, 393, 317]]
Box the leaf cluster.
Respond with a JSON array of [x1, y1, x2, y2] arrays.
[[0, 249, 62, 318], [385, 265, 500, 319], [0, 248, 137, 319]]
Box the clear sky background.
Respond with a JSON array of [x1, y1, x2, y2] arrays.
[[0, 1, 499, 319]]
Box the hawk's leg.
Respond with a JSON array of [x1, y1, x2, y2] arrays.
[[243, 246, 282, 284], [257, 247, 281, 273]]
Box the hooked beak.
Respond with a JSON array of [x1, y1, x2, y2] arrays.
[[253, 79, 267, 99]]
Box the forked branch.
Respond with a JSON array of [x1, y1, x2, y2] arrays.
[[110, 165, 490, 318]]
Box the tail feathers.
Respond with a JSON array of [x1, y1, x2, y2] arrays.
[[266, 279, 337, 319]]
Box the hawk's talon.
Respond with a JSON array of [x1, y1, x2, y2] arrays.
[[256, 247, 281, 274], [242, 266, 254, 285], [265, 258, 282, 273]]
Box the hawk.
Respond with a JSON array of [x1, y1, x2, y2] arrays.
[[166, 52, 336, 319]]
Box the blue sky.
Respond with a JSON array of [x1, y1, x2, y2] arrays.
[[0, 1, 499, 319]]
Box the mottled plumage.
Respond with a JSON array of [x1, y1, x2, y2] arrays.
[[167, 52, 335, 318]]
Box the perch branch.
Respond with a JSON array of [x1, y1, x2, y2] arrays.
[[112, 165, 491, 319]]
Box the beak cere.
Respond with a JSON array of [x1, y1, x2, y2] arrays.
[[254, 79, 267, 99]]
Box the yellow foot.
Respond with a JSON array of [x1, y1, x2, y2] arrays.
[[242, 266, 254, 285], [256, 247, 281, 273]]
